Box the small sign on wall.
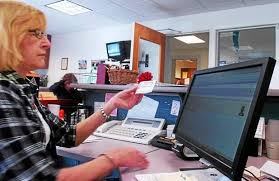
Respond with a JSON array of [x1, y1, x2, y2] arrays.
[[61, 58, 68, 70]]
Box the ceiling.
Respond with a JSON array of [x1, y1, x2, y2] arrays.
[[21, 0, 278, 35]]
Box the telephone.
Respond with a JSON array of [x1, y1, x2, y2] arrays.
[[95, 120, 121, 133], [94, 117, 165, 144]]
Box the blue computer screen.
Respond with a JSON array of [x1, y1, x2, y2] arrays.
[[107, 43, 121, 56], [176, 66, 261, 161]]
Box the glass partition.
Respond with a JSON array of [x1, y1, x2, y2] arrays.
[[217, 26, 275, 66]]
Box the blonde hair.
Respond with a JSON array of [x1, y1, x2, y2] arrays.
[[0, 0, 46, 71]]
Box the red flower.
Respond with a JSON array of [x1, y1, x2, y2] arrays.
[[138, 71, 153, 83]]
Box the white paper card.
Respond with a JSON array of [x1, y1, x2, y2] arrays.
[[260, 160, 279, 178], [255, 117, 265, 139], [170, 100, 181, 116], [244, 166, 262, 178], [136, 80, 156, 94], [127, 96, 158, 119]]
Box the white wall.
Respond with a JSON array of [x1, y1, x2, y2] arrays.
[[48, 24, 132, 86], [139, 39, 160, 81], [48, 3, 279, 88]]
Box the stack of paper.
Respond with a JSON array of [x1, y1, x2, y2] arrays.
[[135, 172, 182, 181], [260, 160, 279, 179], [254, 117, 266, 156], [135, 168, 229, 181], [243, 166, 265, 180], [255, 117, 265, 139], [127, 96, 158, 119]]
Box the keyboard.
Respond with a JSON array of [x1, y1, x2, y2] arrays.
[[94, 124, 161, 144]]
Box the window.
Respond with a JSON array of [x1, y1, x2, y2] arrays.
[[217, 26, 275, 66]]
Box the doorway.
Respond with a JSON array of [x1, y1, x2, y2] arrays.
[[165, 32, 209, 84], [175, 59, 197, 85]]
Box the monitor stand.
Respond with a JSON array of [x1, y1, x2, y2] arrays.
[[199, 158, 213, 167], [184, 146, 199, 158]]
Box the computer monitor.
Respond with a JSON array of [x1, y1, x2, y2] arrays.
[[107, 42, 121, 57], [174, 57, 275, 180], [106, 41, 131, 61]]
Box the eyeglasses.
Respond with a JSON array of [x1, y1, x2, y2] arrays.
[[28, 29, 47, 39]]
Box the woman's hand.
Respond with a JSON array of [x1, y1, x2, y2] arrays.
[[104, 86, 143, 113], [105, 147, 149, 169]]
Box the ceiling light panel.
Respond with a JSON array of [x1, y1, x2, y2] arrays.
[[175, 35, 205, 44], [46, 0, 92, 15]]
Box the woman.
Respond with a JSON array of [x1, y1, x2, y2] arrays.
[[0, 1, 148, 181]]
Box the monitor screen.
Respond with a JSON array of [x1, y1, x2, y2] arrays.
[[106, 41, 131, 61], [107, 43, 121, 57], [174, 57, 275, 180]]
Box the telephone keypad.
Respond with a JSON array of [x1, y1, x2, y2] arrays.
[[107, 126, 152, 139]]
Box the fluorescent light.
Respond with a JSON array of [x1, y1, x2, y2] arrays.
[[174, 35, 205, 44], [239, 46, 253, 50], [231, 46, 254, 51], [46, 0, 92, 16]]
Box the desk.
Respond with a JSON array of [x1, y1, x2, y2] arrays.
[[57, 137, 157, 159], [70, 83, 187, 94], [70, 83, 279, 96], [121, 149, 203, 181], [57, 137, 279, 181]]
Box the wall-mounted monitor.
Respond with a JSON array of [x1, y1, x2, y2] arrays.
[[106, 40, 131, 61]]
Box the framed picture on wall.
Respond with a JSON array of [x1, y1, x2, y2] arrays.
[[61, 58, 68, 70], [78, 59, 87, 69]]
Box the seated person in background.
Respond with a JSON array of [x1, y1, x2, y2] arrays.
[[50, 74, 83, 121], [49, 73, 82, 103]]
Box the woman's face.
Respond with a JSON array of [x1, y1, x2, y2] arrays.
[[19, 29, 51, 71]]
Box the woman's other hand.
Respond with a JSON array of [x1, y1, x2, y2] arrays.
[[104, 86, 143, 113], [105, 147, 149, 169]]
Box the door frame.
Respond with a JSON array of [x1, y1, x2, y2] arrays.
[[132, 22, 166, 82]]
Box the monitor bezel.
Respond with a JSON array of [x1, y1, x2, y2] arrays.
[[106, 40, 131, 61], [106, 41, 123, 60], [173, 57, 275, 180], [107, 42, 121, 57]]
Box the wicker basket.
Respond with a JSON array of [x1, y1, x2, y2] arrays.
[[107, 69, 138, 85]]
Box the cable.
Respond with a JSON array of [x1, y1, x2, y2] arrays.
[[244, 168, 261, 181], [145, 148, 160, 154], [201, 165, 215, 169], [265, 177, 278, 181], [242, 176, 249, 181]]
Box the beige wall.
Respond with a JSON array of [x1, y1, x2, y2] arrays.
[[169, 48, 208, 83], [175, 60, 197, 78]]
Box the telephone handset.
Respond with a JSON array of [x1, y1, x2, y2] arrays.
[[95, 120, 121, 133]]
